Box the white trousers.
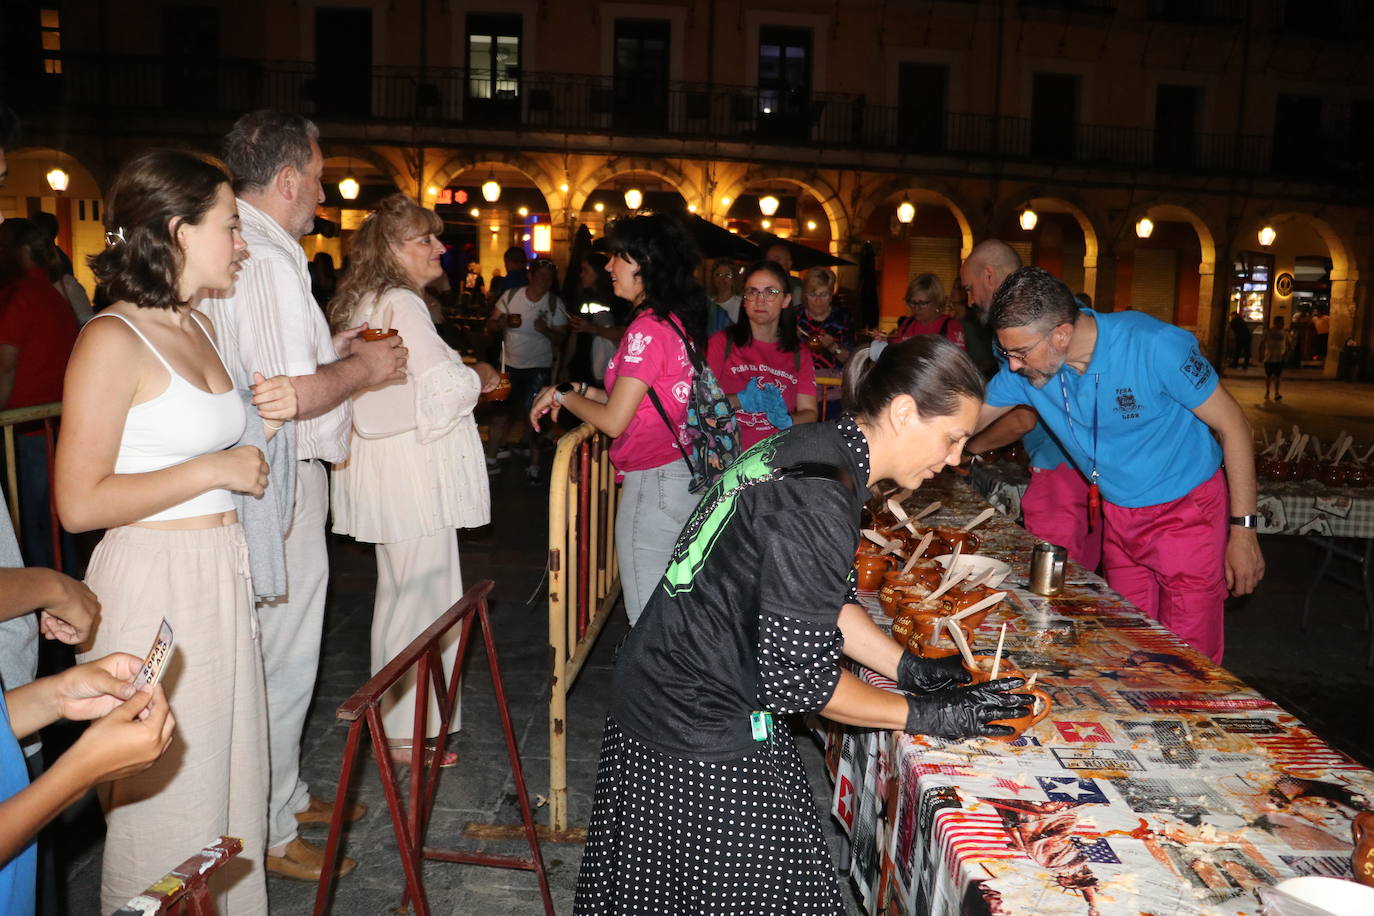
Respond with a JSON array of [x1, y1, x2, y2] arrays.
[[260, 459, 330, 850], [83, 525, 268, 916], [373, 530, 464, 741]]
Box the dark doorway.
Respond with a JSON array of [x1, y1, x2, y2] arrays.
[[1153, 84, 1198, 169], [758, 26, 812, 141], [315, 7, 372, 117], [1272, 94, 1322, 175], [466, 13, 522, 126], [898, 62, 948, 154], [1030, 72, 1077, 160], [613, 19, 670, 132], [163, 6, 219, 112]]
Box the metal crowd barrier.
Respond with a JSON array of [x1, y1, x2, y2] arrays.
[[546, 422, 621, 835], [110, 836, 242, 915], [0, 402, 63, 565], [312, 580, 552, 916]]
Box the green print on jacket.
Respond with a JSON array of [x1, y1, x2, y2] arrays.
[[661, 443, 778, 596]]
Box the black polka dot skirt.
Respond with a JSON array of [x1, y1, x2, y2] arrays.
[[573, 716, 844, 915]]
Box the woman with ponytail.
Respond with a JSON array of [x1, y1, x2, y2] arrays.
[[574, 336, 1032, 914]]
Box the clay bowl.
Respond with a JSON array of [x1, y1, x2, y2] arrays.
[[912, 611, 982, 660], [922, 586, 1000, 630], [1348, 466, 1371, 488], [1295, 458, 1319, 481], [359, 327, 398, 341], [1319, 463, 1348, 488], [878, 567, 942, 617], [854, 553, 896, 591], [889, 613, 917, 648], [1257, 456, 1284, 481], [935, 528, 982, 554], [920, 535, 953, 559], [962, 654, 1053, 743], [480, 373, 512, 402], [1267, 459, 1292, 481]]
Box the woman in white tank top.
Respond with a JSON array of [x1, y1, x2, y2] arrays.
[[54, 149, 296, 915]]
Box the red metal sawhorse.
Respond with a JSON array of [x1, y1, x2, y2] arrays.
[[312, 580, 554, 915], [110, 836, 242, 915]]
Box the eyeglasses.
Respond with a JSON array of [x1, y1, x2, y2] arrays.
[[994, 332, 1049, 363], [743, 287, 784, 301], [906, 298, 934, 308], [713, 270, 736, 278]]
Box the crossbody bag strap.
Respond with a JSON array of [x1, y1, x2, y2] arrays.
[[645, 385, 696, 471]]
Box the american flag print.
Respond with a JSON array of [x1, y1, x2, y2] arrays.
[[1251, 730, 1365, 776], [1037, 776, 1109, 804], [1053, 720, 1113, 743], [932, 805, 1110, 875]]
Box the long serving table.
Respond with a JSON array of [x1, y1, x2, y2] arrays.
[[824, 474, 1374, 915]]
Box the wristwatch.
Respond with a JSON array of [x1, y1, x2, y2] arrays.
[[1229, 514, 1257, 528], [553, 381, 586, 404]]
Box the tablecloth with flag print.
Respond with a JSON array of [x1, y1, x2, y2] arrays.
[[823, 473, 1374, 915]]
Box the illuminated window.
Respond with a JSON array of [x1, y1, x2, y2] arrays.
[[467, 15, 521, 101], [41, 7, 62, 74]]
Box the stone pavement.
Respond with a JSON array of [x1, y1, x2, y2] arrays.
[[51, 372, 1374, 913]]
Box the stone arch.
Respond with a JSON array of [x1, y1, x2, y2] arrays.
[[320, 144, 409, 194], [569, 157, 701, 215], [1233, 210, 1358, 376], [855, 177, 976, 259], [992, 189, 1107, 303], [716, 167, 850, 249], [1120, 198, 1221, 338], [6, 147, 107, 296], [424, 152, 561, 210]]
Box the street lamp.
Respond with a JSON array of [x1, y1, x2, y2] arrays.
[[1135, 217, 1154, 239], [758, 195, 779, 217], [896, 199, 916, 225], [46, 168, 69, 192], [481, 171, 501, 203], [338, 176, 360, 201], [1258, 225, 1276, 247], [1018, 208, 1038, 232], [623, 188, 643, 211]]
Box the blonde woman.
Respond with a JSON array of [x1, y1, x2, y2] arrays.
[[329, 194, 499, 766], [891, 273, 965, 348]]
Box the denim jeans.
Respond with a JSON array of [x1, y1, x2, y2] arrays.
[[616, 461, 698, 625]]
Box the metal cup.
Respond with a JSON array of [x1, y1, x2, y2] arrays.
[[1028, 541, 1067, 596]]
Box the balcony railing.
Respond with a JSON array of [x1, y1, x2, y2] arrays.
[[17, 53, 1369, 183]]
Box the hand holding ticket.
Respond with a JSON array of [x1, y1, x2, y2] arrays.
[[132, 618, 175, 693]]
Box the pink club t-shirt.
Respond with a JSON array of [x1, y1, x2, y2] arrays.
[[603, 311, 693, 473], [892, 314, 965, 348], [706, 331, 817, 450]]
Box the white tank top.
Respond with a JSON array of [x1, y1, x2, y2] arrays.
[[92, 312, 246, 522]]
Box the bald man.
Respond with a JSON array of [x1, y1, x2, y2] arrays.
[[960, 240, 1102, 572]]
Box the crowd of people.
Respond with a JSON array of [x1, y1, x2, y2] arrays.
[[0, 97, 1264, 915]]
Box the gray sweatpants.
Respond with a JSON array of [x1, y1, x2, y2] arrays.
[[616, 461, 698, 625]]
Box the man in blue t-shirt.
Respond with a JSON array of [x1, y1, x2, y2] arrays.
[[959, 240, 1102, 571], [974, 267, 1264, 663]]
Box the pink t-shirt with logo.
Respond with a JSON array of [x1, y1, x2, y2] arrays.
[[706, 331, 817, 450], [892, 314, 965, 348], [603, 311, 693, 473]]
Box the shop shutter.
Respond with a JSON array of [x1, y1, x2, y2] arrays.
[[1131, 248, 1177, 324], [908, 236, 961, 292]]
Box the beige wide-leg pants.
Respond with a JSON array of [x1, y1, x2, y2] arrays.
[[373, 529, 463, 742], [81, 524, 268, 916]]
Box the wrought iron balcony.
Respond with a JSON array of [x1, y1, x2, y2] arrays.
[[16, 53, 1367, 184]]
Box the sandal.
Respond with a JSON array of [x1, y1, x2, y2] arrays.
[[386, 741, 460, 769]]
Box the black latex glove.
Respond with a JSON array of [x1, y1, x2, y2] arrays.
[[897, 651, 972, 693], [904, 677, 1031, 739]]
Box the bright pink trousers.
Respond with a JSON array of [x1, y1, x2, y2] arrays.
[[1020, 463, 1103, 573], [1101, 469, 1229, 663]]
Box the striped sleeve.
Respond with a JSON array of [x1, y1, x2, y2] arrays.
[[233, 254, 321, 379]]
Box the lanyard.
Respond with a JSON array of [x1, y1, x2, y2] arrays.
[[1059, 373, 1102, 530]]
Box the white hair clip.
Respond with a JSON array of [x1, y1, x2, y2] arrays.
[[868, 340, 888, 362], [104, 227, 127, 247]]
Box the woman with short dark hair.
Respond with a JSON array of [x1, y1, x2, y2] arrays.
[[529, 212, 709, 624], [54, 148, 296, 914], [574, 336, 1031, 913]]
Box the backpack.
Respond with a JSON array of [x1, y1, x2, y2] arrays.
[[645, 318, 741, 494]]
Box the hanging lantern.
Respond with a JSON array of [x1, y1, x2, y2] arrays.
[[481, 172, 502, 203], [1018, 208, 1038, 232], [1258, 225, 1276, 247], [758, 194, 779, 217], [46, 168, 69, 192], [1135, 217, 1154, 239], [623, 188, 643, 211], [896, 199, 916, 225], [338, 176, 360, 201]]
